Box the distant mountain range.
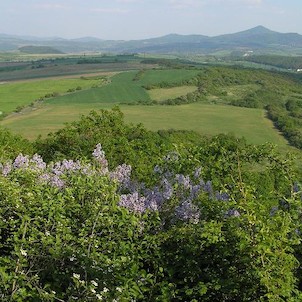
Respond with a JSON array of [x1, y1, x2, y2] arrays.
[[1, 26, 302, 55]]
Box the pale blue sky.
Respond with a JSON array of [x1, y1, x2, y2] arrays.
[[0, 0, 301, 39]]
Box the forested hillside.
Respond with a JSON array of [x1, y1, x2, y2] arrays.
[[243, 55, 302, 70]]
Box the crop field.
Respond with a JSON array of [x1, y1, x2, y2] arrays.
[[0, 77, 106, 114], [46, 71, 150, 105], [0, 62, 148, 82], [40, 69, 201, 105]]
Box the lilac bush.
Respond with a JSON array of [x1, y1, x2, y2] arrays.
[[0, 144, 231, 224], [0, 142, 300, 301]]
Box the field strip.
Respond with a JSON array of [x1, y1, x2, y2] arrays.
[[8, 71, 119, 83]]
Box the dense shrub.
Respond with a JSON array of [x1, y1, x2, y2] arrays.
[[1, 109, 302, 300], [0, 127, 33, 161], [0, 140, 301, 301], [267, 104, 302, 149]]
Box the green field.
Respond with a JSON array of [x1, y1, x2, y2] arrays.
[[0, 69, 200, 115], [45, 69, 202, 105], [148, 86, 198, 101], [0, 60, 148, 81], [1, 65, 301, 156], [0, 77, 106, 114], [46, 71, 150, 105], [1, 102, 290, 149]]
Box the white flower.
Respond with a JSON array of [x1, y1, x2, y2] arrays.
[[73, 273, 80, 280], [116, 287, 122, 292], [90, 288, 96, 294], [20, 249, 27, 256], [102, 287, 109, 293], [96, 294, 103, 300], [91, 280, 98, 287]]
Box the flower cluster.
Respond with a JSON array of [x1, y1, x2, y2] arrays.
[[0, 145, 112, 189], [117, 161, 230, 223], [0, 144, 234, 224], [110, 163, 132, 187], [93, 143, 108, 173]]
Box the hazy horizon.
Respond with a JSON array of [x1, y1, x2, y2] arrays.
[[0, 0, 301, 40]]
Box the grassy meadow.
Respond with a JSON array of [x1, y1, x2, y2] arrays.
[[1, 102, 289, 149], [147, 86, 197, 101], [0, 77, 106, 114], [46, 71, 150, 105]]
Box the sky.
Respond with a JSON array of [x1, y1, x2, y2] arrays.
[[0, 0, 302, 40]]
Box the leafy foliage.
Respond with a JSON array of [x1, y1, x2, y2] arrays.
[[1, 109, 302, 301]]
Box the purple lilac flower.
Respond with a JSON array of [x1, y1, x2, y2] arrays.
[[153, 165, 162, 174], [92, 143, 108, 171], [81, 163, 93, 176], [29, 154, 46, 171], [175, 201, 200, 224], [144, 185, 164, 201], [61, 159, 81, 172], [225, 209, 240, 218], [145, 198, 159, 211], [1, 163, 12, 176], [145, 192, 163, 210], [119, 192, 146, 213], [161, 178, 173, 199], [50, 175, 65, 189], [293, 182, 300, 193], [190, 184, 202, 199], [39, 173, 51, 183], [203, 181, 213, 195], [270, 206, 278, 217], [13, 154, 29, 169], [52, 162, 64, 176], [193, 167, 202, 179], [110, 164, 132, 186], [176, 174, 192, 190], [215, 192, 229, 201]]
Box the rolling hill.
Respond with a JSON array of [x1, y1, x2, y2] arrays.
[[1, 26, 302, 54], [18, 45, 64, 54]]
